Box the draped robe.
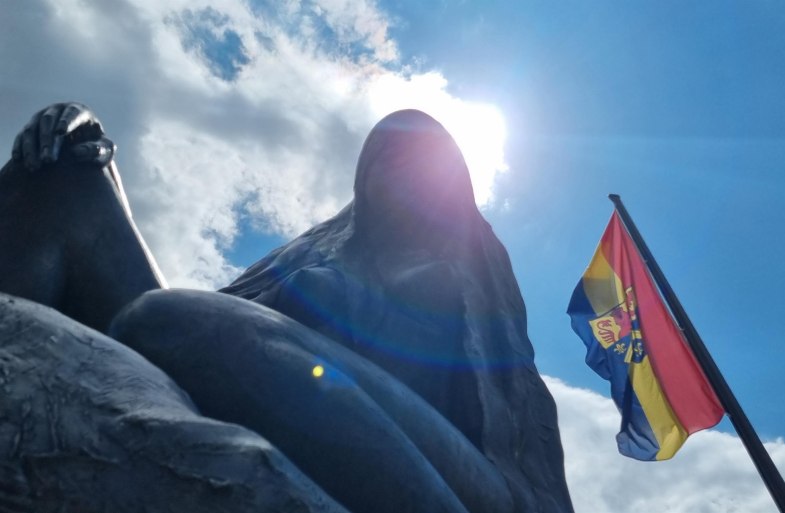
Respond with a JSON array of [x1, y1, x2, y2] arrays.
[[221, 110, 573, 513]]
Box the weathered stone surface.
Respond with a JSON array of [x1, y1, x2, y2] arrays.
[[0, 293, 349, 513]]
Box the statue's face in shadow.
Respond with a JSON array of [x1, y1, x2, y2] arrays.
[[355, 110, 476, 245]]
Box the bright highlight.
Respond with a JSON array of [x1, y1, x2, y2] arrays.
[[368, 72, 509, 206], [312, 365, 325, 378]]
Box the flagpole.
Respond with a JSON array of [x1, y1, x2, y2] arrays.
[[608, 194, 785, 512]]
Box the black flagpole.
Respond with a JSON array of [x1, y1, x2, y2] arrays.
[[608, 194, 785, 513]]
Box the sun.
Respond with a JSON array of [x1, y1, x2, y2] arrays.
[[368, 72, 509, 206], [437, 103, 508, 206]]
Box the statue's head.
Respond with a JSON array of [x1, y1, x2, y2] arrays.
[[353, 110, 477, 248]]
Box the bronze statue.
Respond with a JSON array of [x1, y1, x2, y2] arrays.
[[0, 103, 573, 513]]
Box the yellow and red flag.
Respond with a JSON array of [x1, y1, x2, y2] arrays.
[[567, 211, 724, 460]]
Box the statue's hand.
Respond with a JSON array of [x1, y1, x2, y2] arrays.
[[11, 102, 116, 171]]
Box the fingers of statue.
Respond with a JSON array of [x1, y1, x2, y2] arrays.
[[38, 103, 65, 164], [57, 103, 103, 139], [70, 136, 116, 167], [10, 102, 106, 171], [55, 103, 87, 135], [55, 102, 104, 159]]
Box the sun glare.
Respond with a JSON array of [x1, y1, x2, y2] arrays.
[[368, 72, 509, 206], [312, 364, 325, 378], [440, 104, 508, 206]]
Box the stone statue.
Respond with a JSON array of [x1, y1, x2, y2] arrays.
[[0, 103, 574, 512]]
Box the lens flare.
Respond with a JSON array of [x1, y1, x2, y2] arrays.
[[312, 364, 325, 378]]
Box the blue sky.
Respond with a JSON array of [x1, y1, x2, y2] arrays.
[[2, 1, 784, 511]]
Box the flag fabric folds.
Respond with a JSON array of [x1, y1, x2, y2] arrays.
[[567, 211, 724, 461]]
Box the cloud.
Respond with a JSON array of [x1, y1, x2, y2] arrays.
[[545, 376, 785, 513], [165, 7, 251, 81], [1, 0, 508, 289]]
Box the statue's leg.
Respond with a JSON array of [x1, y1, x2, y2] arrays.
[[0, 293, 351, 513], [0, 159, 163, 333], [110, 289, 515, 513]]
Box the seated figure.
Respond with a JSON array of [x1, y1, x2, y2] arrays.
[[0, 104, 574, 513]]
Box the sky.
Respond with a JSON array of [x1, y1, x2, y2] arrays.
[[1, 1, 784, 511]]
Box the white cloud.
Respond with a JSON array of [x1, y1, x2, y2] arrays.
[[545, 376, 785, 513], [0, 1, 507, 289], [311, 0, 399, 62]]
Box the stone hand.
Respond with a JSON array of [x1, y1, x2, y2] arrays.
[[12, 102, 116, 171]]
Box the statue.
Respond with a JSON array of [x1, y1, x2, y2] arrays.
[[0, 103, 574, 512]]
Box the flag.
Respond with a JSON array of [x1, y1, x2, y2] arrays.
[[567, 211, 724, 460]]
